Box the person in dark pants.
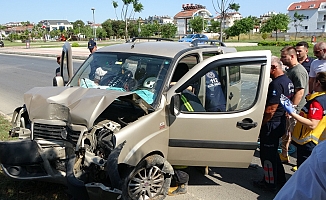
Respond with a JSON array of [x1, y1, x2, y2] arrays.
[[281, 71, 326, 168], [253, 56, 294, 192]]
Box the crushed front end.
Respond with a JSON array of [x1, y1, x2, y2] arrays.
[[0, 87, 151, 199]]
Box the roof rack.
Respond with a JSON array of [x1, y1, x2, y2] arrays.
[[127, 37, 174, 43], [190, 39, 226, 47]]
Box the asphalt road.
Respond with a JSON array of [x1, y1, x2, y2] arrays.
[[0, 54, 295, 200]]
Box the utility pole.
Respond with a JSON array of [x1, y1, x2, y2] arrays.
[[219, 0, 224, 42], [91, 7, 96, 40]]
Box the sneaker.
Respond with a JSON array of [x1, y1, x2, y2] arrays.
[[168, 183, 187, 196], [279, 153, 290, 164], [291, 166, 297, 172], [253, 180, 277, 193]]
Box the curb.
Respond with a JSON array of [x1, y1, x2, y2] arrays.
[[0, 51, 88, 60]]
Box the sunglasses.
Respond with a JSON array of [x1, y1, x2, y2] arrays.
[[314, 49, 323, 54]]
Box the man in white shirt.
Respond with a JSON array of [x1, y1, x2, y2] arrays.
[[309, 41, 326, 93]]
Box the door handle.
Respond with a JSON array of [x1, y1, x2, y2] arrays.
[[237, 118, 257, 130], [229, 92, 233, 100]]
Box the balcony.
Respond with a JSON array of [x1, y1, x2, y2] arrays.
[[317, 18, 326, 22]]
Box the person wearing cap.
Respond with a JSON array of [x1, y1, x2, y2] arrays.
[[88, 38, 97, 54], [55, 55, 61, 76]]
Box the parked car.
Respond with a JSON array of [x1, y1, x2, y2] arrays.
[[178, 34, 208, 42], [0, 41, 4, 47], [0, 39, 272, 200]]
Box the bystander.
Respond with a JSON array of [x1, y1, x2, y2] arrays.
[[253, 56, 294, 192]]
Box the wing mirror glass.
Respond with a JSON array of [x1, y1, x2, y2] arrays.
[[170, 94, 181, 116], [53, 76, 64, 86]]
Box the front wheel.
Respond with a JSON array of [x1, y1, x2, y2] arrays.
[[122, 155, 172, 200]]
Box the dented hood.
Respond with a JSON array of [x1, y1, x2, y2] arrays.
[[24, 87, 150, 128]]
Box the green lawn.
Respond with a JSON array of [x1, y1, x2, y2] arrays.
[[235, 45, 315, 58]]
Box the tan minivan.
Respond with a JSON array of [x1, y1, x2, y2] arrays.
[[0, 40, 271, 200]]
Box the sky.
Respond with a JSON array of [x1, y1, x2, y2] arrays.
[[1, 0, 297, 25]]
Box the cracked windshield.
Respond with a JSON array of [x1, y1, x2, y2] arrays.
[[70, 53, 171, 105]]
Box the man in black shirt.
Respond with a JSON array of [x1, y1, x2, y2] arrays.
[[295, 41, 315, 73], [254, 56, 294, 192]]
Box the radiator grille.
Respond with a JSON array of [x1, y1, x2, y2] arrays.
[[33, 123, 80, 145]]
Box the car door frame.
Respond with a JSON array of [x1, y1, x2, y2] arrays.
[[166, 50, 271, 168]]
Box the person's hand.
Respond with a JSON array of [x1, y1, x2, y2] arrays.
[[280, 94, 295, 114]]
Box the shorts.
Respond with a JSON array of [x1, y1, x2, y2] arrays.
[[286, 116, 296, 134]]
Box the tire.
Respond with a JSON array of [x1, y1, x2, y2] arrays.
[[122, 155, 172, 200]]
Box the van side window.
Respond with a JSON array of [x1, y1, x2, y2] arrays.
[[184, 63, 262, 113]]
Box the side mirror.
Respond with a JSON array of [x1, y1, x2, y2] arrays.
[[53, 76, 64, 86], [170, 94, 181, 116]]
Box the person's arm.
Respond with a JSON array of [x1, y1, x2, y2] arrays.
[[309, 77, 315, 94], [289, 100, 323, 129], [290, 112, 320, 129], [292, 88, 304, 105], [262, 104, 278, 125]]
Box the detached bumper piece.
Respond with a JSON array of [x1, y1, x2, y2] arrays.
[[0, 139, 65, 183]]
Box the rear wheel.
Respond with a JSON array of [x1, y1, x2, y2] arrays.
[[122, 155, 172, 200]]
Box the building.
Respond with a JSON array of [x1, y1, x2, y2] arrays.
[[287, 0, 326, 35], [174, 3, 213, 35], [2, 24, 34, 38], [38, 20, 73, 32], [215, 12, 242, 29], [146, 15, 174, 24]]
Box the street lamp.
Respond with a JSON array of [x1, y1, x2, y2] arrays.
[[138, 19, 141, 36], [91, 7, 96, 40], [78, 24, 81, 40]]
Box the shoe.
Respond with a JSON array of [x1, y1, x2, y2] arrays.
[[253, 180, 277, 193], [279, 153, 290, 164], [168, 183, 187, 196], [291, 166, 297, 172]]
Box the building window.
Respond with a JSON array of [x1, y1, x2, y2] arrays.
[[309, 4, 315, 8], [296, 5, 301, 9], [305, 16, 309, 19], [304, 26, 308, 30]]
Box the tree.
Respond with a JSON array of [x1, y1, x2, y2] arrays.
[[102, 20, 114, 38], [139, 24, 153, 37], [247, 15, 260, 39], [260, 13, 290, 41], [227, 17, 254, 41], [293, 11, 305, 41], [189, 16, 208, 33], [112, 0, 144, 40], [208, 19, 220, 33], [161, 23, 177, 38], [96, 27, 107, 39], [212, 0, 240, 42]]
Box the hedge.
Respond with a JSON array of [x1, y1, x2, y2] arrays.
[[257, 41, 314, 47]]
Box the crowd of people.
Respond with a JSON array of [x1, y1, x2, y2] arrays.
[[253, 41, 326, 199]]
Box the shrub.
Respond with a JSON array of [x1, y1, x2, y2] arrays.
[[71, 42, 80, 47], [261, 33, 268, 40]]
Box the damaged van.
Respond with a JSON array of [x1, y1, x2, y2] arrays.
[[0, 39, 271, 199]]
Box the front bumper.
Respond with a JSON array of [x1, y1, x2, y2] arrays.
[[0, 139, 66, 183]]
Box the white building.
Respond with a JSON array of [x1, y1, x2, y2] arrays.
[[38, 20, 73, 32], [287, 0, 326, 34], [174, 4, 213, 35], [215, 12, 242, 29]]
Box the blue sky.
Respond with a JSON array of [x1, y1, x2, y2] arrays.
[[1, 0, 296, 24]]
